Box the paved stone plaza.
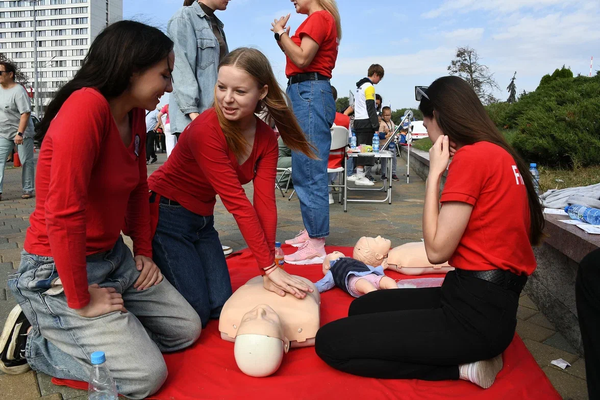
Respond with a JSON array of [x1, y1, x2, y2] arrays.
[[0, 153, 589, 399]]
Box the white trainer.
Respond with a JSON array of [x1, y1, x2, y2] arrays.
[[355, 176, 375, 186]]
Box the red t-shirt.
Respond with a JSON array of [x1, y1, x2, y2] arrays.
[[285, 10, 339, 78], [148, 108, 278, 268], [440, 141, 536, 276], [160, 104, 169, 124], [334, 112, 350, 130], [25, 88, 152, 309]]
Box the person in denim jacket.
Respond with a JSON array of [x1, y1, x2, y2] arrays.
[[167, 0, 229, 138]]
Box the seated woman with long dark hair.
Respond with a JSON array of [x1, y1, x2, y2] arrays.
[[315, 76, 544, 389], [0, 21, 201, 399]]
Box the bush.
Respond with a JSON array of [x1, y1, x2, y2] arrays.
[[485, 102, 512, 127], [485, 70, 600, 167]]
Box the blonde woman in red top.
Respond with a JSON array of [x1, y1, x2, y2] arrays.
[[271, 0, 342, 265], [149, 47, 316, 327]]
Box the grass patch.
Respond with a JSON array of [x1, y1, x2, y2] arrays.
[[539, 165, 600, 193], [411, 138, 432, 152]]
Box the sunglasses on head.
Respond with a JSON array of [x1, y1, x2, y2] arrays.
[[415, 86, 429, 101]]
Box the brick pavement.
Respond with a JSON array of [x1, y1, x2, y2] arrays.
[[0, 153, 588, 399]]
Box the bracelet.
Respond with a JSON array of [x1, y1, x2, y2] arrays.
[[262, 263, 278, 275]]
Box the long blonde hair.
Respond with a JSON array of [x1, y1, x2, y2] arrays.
[[214, 48, 317, 161], [318, 0, 342, 40]]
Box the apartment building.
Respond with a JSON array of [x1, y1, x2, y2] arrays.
[[0, 0, 122, 114]]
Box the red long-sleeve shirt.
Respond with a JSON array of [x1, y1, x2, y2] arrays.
[[24, 88, 152, 309], [148, 108, 278, 268]]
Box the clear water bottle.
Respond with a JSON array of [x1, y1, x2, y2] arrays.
[[274, 241, 285, 269], [88, 351, 118, 400], [372, 133, 380, 153], [529, 163, 540, 195], [350, 132, 357, 150], [565, 204, 600, 225]]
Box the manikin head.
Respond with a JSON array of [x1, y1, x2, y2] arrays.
[[234, 304, 289, 377], [353, 236, 392, 267], [322, 251, 345, 275]]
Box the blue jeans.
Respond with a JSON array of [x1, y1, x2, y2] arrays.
[[152, 198, 232, 327], [287, 80, 336, 238], [0, 136, 35, 194], [8, 237, 201, 399]]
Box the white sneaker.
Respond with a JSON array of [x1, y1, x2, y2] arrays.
[[222, 245, 233, 255], [347, 174, 359, 182], [329, 193, 334, 205], [355, 176, 375, 186]]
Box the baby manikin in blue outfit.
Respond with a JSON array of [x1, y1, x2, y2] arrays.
[[315, 251, 398, 298]]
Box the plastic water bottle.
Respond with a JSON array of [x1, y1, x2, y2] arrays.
[[529, 163, 540, 195], [274, 242, 285, 269], [372, 133, 380, 153], [88, 351, 118, 400], [350, 132, 357, 150], [565, 204, 600, 225]]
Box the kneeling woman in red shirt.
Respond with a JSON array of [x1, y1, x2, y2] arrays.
[[148, 47, 315, 327], [315, 76, 544, 389], [2, 21, 202, 399]]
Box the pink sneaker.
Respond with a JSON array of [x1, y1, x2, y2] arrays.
[[285, 229, 310, 248], [284, 238, 326, 265]]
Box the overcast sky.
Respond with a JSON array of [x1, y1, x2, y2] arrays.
[[124, 0, 600, 110]]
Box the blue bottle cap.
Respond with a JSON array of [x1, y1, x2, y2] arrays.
[[91, 351, 106, 365], [275, 242, 281, 247], [530, 163, 537, 168]]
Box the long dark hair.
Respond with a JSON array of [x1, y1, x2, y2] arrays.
[[36, 20, 173, 142], [214, 48, 316, 161], [419, 76, 544, 245]]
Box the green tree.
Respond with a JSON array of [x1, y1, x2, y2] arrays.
[[391, 108, 423, 125], [448, 46, 499, 105], [0, 53, 29, 84], [507, 71, 517, 103], [336, 96, 349, 113]]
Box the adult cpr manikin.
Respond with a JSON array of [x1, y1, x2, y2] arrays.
[[219, 276, 320, 377], [353, 236, 453, 275]]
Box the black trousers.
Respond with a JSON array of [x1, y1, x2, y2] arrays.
[[315, 270, 520, 380], [146, 130, 157, 160], [354, 128, 375, 166], [576, 249, 600, 399]]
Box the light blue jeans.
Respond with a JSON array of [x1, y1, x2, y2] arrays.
[[0, 136, 35, 194], [287, 80, 336, 238], [8, 237, 201, 399]]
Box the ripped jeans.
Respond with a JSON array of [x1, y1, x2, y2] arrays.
[[8, 237, 201, 399]]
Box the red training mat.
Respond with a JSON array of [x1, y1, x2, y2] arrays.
[[53, 245, 560, 399]]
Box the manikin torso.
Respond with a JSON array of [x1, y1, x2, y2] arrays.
[[219, 276, 321, 348], [384, 242, 453, 275]]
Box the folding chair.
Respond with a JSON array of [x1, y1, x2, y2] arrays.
[[275, 167, 292, 197]]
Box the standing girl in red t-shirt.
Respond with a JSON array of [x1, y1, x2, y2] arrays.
[[315, 76, 544, 389], [148, 48, 316, 327], [1, 21, 202, 399], [270, 0, 341, 264]]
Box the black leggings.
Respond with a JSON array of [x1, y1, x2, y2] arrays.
[[576, 249, 600, 399], [315, 270, 520, 380]]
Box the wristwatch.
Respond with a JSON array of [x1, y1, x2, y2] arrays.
[[274, 29, 287, 42], [17, 132, 23, 137]]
